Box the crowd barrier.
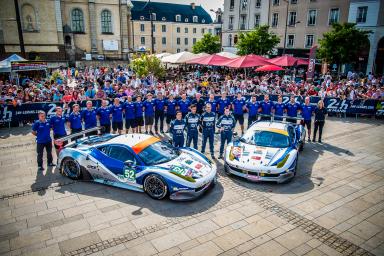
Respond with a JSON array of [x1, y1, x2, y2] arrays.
[[0, 95, 383, 126]]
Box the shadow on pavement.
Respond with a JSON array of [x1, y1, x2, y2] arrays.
[[0, 125, 31, 139]]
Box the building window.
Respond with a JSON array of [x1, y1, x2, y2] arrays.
[[140, 24, 145, 32], [22, 4, 38, 32], [185, 38, 188, 45], [162, 17, 166, 21], [141, 37, 145, 45], [185, 18, 189, 22], [72, 8, 84, 32], [193, 16, 198, 23], [201, 28, 205, 34], [240, 15, 247, 30], [101, 10, 112, 33], [356, 6, 368, 23], [305, 35, 314, 48], [272, 13, 279, 27], [287, 35, 294, 47], [140, 16, 144, 20], [185, 27, 188, 33], [229, 34, 232, 47], [229, 16, 234, 30], [288, 11, 297, 26], [177, 27, 180, 33], [255, 0, 261, 8], [177, 37, 180, 45], [193, 28, 196, 33], [177, 48, 181, 53], [152, 24, 155, 32], [162, 37, 166, 45], [254, 14, 260, 27], [234, 35, 238, 44], [308, 10, 317, 26], [162, 25, 166, 32], [175, 15, 181, 22], [273, 0, 280, 6], [230, 0, 235, 10], [202, 19, 205, 23], [290, 0, 297, 4], [193, 38, 196, 44], [329, 8, 340, 25], [241, 0, 248, 10]]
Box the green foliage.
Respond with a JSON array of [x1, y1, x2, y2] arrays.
[[318, 23, 371, 65], [130, 54, 165, 78], [236, 25, 280, 56], [192, 33, 221, 54], [50, 70, 63, 82]]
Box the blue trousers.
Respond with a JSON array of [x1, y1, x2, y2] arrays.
[[173, 136, 184, 148], [220, 130, 232, 155], [202, 130, 214, 155], [186, 131, 198, 149]]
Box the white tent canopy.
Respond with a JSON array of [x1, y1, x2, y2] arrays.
[[216, 51, 239, 59], [0, 54, 27, 73], [155, 52, 172, 60], [195, 52, 210, 57], [161, 51, 199, 64]]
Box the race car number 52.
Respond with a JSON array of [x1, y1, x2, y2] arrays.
[[124, 168, 135, 181]]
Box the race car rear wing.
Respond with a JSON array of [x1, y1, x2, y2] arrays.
[[54, 127, 103, 148], [256, 114, 304, 123]]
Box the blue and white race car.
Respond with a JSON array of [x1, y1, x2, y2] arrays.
[[224, 120, 305, 183], [56, 132, 217, 200]]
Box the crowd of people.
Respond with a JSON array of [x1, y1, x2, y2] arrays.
[[0, 65, 383, 107]]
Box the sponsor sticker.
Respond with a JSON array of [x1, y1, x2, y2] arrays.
[[195, 163, 203, 169], [185, 160, 193, 165], [251, 156, 261, 160]]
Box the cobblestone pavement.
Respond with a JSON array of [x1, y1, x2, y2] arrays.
[[0, 117, 383, 256]]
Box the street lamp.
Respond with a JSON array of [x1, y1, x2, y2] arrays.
[[282, 0, 300, 55], [210, 9, 223, 45]]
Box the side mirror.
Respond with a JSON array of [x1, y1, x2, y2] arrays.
[[124, 160, 135, 168]]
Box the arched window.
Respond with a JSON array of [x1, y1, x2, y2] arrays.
[[234, 34, 238, 44], [72, 8, 84, 33], [101, 10, 112, 33], [229, 34, 232, 47], [175, 15, 181, 22]]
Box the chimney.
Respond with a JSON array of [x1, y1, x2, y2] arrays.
[[191, 2, 195, 9]]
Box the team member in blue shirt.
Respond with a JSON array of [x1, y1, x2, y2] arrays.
[[135, 95, 144, 133], [50, 106, 67, 154], [232, 92, 246, 135], [124, 96, 136, 134], [191, 93, 205, 115], [246, 95, 260, 128], [177, 93, 190, 118], [200, 103, 216, 159], [259, 94, 274, 120], [154, 92, 166, 133], [143, 93, 156, 134], [81, 101, 97, 135], [301, 97, 315, 142], [184, 104, 200, 149], [273, 95, 286, 121], [205, 94, 218, 114], [170, 111, 186, 147], [67, 104, 82, 135], [32, 111, 54, 171], [285, 95, 301, 123], [110, 98, 124, 134], [217, 108, 236, 159], [165, 94, 177, 132], [97, 100, 111, 134], [217, 92, 231, 117]]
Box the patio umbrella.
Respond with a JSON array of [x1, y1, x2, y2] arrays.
[[222, 54, 271, 68], [255, 64, 284, 72], [296, 58, 309, 65], [269, 55, 300, 66], [216, 51, 239, 59], [161, 51, 198, 64], [186, 54, 231, 66]]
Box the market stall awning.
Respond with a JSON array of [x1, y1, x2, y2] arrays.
[[186, 54, 231, 65], [0, 54, 27, 73], [161, 51, 199, 64], [269, 55, 301, 67], [222, 54, 271, 68], [255, 64, 284, 72]]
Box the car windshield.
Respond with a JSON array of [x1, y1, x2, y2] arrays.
[[240, 130, 290, 148], [137, 141, 180, 165]]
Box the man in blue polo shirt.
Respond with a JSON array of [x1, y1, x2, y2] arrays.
[[97, 100, 111, 134], [82, 101, 97, 135], [124, 96, 136, 134], [143, 93, 155, 134], [165, 94, 177, 132], [135, 95, 144, 133], [67, 104, 82, 134], [285, 95, 301, 123], [217, 92, 231, 117], [246, 95, 259, 128], [259, 94, 274, 120], [232, 92, 246, 135], [205, 94, 218, 114], [110, 98, 124, 134], [301, 97, 315, 142], [50, 106, 67, 154], [32, 111, 54, 171], [273, 95, 286, 121], [154, 92, 166, 133], [177, 93, 190, 118]]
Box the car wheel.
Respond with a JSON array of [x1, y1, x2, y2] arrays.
[[224, 163, 232, 176], [144, 174, 168, 200], [61, 158, 82, 180]]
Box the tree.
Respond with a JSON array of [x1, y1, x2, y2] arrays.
[[192, 33, 221, 54], [236, 25, 280, 56], [130, 54, 165, 79], [318, 23, 371, 69]]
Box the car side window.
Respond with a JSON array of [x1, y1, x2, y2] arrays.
[[287, 126, 295, 143], [108, 146, 136, 163], [98, 146, 110, 155]]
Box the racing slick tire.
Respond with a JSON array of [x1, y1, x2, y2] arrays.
[[144, 174, 168, 200], [224, 163, 232, 177], [61, 158, 83, 180]]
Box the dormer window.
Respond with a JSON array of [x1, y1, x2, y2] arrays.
[[202, 19, 205, 23], [185, 18, 189, 22], [140, 16, 144, 20], [193, 16, 198, 23], [175, 15, 181, 22], [162, 17, 166, 21], [151, 13, 156, 20]]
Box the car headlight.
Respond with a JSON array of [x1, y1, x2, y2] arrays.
[[276, 154, 290, 168]]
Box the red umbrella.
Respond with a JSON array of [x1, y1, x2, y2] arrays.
[[297, 58, 309, 65], [269, 55, 300, 66], [186, 54, 231, 65], [255, 65, 284, 72], [221, 54, 271, 68]]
